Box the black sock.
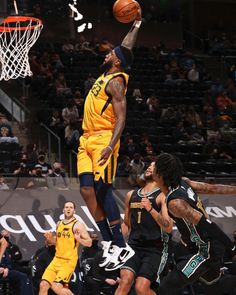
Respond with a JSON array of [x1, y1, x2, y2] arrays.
[[96, 219, 112, 241], [110, 223, 126, 247]]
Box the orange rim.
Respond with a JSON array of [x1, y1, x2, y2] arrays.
[[0, 16, 43, 32]]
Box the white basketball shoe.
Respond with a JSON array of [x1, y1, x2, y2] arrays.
[[105, 243, 135, 271], [99, 241, 114, 267]]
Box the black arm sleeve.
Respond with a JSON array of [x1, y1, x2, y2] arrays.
[[198, 216, 234, 250]]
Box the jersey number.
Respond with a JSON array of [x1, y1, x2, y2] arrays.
[[137, 211, 142, 224], [91, 83, 101, 96]]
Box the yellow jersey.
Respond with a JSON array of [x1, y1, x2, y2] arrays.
[[82, 72, 129, 132], [56, 218, 79, 260]]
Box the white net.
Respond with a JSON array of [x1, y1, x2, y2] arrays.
[[0, 17, 43, 81]]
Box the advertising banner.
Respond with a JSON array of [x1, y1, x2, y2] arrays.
[[0, 188, 235, 259]]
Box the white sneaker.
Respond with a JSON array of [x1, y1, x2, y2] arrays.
[[105, 243, 135, 271], [99, 241, 114, 267]]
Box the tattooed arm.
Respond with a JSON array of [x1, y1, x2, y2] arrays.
[[97, 77, 126, 166], [183, 178, 236, 194], [168, 198, 202, 225], [141, 193, 173, 233], [121, 9, 142, 50], [168, 198, 236, 252]]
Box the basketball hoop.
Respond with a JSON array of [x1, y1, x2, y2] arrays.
[[0, 16, 43, 81]]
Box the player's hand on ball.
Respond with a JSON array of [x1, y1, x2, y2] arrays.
[[136, 7, 142, 21]]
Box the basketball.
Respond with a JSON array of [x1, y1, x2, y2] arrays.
[[113, 0, 140, 23]]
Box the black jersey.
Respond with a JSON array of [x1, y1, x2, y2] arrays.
[[128, 188, 164, 250], [166, 180, 216, 257]]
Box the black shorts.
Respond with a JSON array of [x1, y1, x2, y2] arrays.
[[121, 246, 164, 282], [159, 256, 221, 295]]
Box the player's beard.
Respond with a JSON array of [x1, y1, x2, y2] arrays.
[[100, 60, 112, 73], [144, 173, 153, 182]]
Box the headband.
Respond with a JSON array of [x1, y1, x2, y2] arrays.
[[114, 46, 128, 68]]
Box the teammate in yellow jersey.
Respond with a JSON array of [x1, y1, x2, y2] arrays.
[[39, 201, 92, 295], [77, 10, 142, 271]]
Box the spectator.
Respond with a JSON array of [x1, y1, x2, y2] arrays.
[[0, 113, 13, 136], [186, 128, 205, 144], [50, 53, 64, 71], [184, 106, 203, 129], [30, 164, 48, 189], [160, 106, 177, 126], [14, 153, 31, 174], [14, 163, 35, 189], [0, 175, 9, 190], [146, 94, 160, 116], [75, 35, 97, 56], [31, 164, 45, 178], [202, 137, 220, 160], [210, 78, 224, 96], [116, 155, 130, 177], [138, 134, 154, 156], [55, 72, 72, 98], [0, 246, 31, 295], [125, 137, 140, 158], [98, 39, 114, 55], [26, 143, 38, 168], [145, 141, 154, 156], [202, 103, 216, 128], [74, 91, 84, 117], [49, 109, 63, 128], [48, 162, 68, 189], [132, 87, 144, 110], [0, 230, 22, 270], [172, 121, 189, 143], [128, 153, 145, 187], [0, 126, 18, 144], [82, 250, 119, 295], [37, 152, 52, 176], [61, 39, 74, 54], [187, 63, 200, 82], [62, 99, 79, 126], [65, 119, 80, 151], [84, 73, 96, 97], [49, 109, 64, 138], [215, 92, 235, 113]]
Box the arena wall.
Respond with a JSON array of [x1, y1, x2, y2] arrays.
[[0, 186, 235, 259]]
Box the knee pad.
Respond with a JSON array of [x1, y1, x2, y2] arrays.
[[79, 173, 94, 187]]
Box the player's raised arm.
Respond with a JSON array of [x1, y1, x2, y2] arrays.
[[73, 221, 92, 247], [183, 178, 236, 194], [121, 8, 142, 50]]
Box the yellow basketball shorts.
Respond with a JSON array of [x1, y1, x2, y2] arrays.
[[77, 131, 119, 183], [42, 256, 77, 285]]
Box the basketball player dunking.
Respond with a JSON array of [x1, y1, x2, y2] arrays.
[[77, 10, 142, 270]]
